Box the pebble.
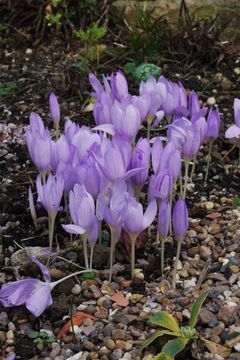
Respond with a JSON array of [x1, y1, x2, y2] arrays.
[[50, 343, 61, 359], [71, 284, 82, 295], [105, 338, 116, 350], [207, 97, 216, 106], [234, 343, 240, 352], [199, 308, 216, 325], [83, 340, 96, 351], [112, 329, 126, 340], [110, 349, 123, 360], [120, 354, 132, 360]]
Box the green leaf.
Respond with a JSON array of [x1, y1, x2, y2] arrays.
[[140, 329, 180, 353], [161, 337, 189, 358], [189, 291, 209, 330], [123, 62, 137, 74], [150, 312, 181, 334], [80, 271, 96, 280], [155, 353, 173, 360], [133, 63, 162, 83], [234, 197, 240, 205], [26, 330, 39, 339]]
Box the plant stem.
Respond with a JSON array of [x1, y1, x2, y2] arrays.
[[204, 141, 213, 187], [98, 220, 102, 246], [179, 171, 183, 198], [51, 269, 97, 287], [47, 212, 56, 266], [130, 234, 138, 279], [169, 189, 173, 235], [183, 159, 190, 199], [81, 233, 89, 269], [190, 157, 196, 181], [109, 227, 117, 282], [89, 246, 94, 271], [161, 236, 166, 275], [147, 121, 150, 140], [172, 237, 183, 290]]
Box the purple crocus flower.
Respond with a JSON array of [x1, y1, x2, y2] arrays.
[[25, 127, 52, 175], [89, 73, 104, 99], [93, 91, 113, 125], [64, 118, 79, 142], [5, 353, 15, 360], [49, 93, 60, 123], [110, 71, 129, 101], [139, 76, 166, 116], [110, 101, 141, 141], [0, 257, 53, 317], [131, 95, 149, 122], [151, 137, 164, 174], [62, 184, 98, 246], [225, 98, 240, 138], [36, 174, 64, 214], [28, 112, 45, 134], [159, 76, 179, 118], [72, 126, 101, 161], [148, 168, 173, 201], [158, 199, 170, 239], [131, 138, 150, 188], [206, 107, 220, 140], [123, 197, 157, 236], [172, 199, 188, 241]]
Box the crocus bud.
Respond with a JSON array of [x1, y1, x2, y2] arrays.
[[172, 199, 188, 241], [206, 108, 220, 140], [111, 71, 128, 101], [158, 200, 170, 239], [49, 93, 60, 123]]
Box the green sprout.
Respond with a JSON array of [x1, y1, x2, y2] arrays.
[[141, 291, 209, 360], [27, 330, 56, 346]]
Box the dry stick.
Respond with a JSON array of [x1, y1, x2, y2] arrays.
[[195, 258, 212, 291], [204, 141, 213, 187]]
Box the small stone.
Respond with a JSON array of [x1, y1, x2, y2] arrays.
[[72, 284, 81, 295], [200, 245, 212, 258], [112, 329, 126, 340], [199, 308, 216, 325], [25, 48, 32, 55], [230, 265, 239, 273], [105, 338, 116, 350], [183, 278, 196, 289], [234, 343, 240, 352], [0, 331, 6, 342], [115, 340, 132, 350], [98, 347, 110, 356], [83, 318, 93, 327], [6, 330, 14, 340], [234, 67, 240, 75], [207, 97, 216, 106], [50, 343, 61, 359], [83, 340, 96, 351], [208, 223, 221, 235], [110, 349, 123, 360], [130, 294, 144, 304]]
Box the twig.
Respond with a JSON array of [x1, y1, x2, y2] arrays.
[[195, 258, 212, 291]]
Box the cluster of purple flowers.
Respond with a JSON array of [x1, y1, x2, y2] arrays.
[[0, 70, 223, 317]]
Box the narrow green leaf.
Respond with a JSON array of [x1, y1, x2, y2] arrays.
[[150, 312, 181, 334], [189, 291, 209, 330], [162, 337, 189, 358], [140, 329, 179, 353], [155, 353, 173, 360]]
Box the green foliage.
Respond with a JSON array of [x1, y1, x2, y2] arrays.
[[27, 330, 55, 346], [46, 12, 62, 27], [124, 6, 169, 61], [123, 63, 162, 83], [80, 271, 96, 280], [74, 22, 107, 43], [141, 291, 209, 359], [0, 83, 18, 98]]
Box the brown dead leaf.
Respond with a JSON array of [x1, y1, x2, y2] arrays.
[[110, 291, 129, 307], [201, 337, 231, 358], [57, 312, 96, 340]]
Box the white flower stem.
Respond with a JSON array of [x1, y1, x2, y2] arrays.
[[89, 246, 94, 271], [47, 212, 56, 266], [190, 157, 196, 181], [130, 234, 138, 279], [109, 227, 119, 282], [98, 220, 102, 246], [172, 237, 183, 290], [204, 141, 213, 187], [161, 236, 166, 275], [51, 269, 96, 288], [183, 159, 190, 199], [81, 233, 89, 270]]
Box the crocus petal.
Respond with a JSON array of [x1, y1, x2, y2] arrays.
[[93, 124, 115, 136], [31, 256, 51, 283], [49, 93, 60, 123], [88, 216, 99, 246], [142, 200, 157, 230], [225, 124, 240, 139], [26, 284, 53, 317], [62, 224, 86, 235], [5, 353, 16, 360], [0, 279, 39, 307]]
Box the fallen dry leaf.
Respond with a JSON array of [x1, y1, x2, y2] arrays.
[[201, 337, 231, 358], [110, 291, 129, 307], [57, 312, 96, 340]]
